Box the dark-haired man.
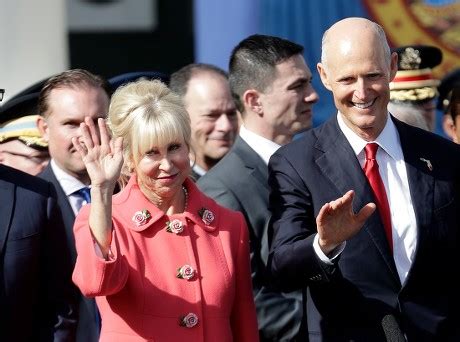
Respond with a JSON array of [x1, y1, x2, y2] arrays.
[[198, 34, 318, 341]]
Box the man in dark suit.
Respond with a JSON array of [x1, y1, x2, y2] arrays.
[[37, 69, 111, 342], [268, 17, 460, 341], [0, 163, 76, 341], [198, 34, 319, 341]]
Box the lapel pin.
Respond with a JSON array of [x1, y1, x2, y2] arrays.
[[419, 158, 433, 171]]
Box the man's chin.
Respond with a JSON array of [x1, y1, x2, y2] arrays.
[[207, 149, 231, 161], [292, 122, 312, 134], [211, 142, 232, 151], [69, 160, 89, 177], [212, 139, 234, 147]]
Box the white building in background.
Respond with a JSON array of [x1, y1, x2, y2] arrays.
[[0, 0, 156, 101], [0, 0, 68, 101]]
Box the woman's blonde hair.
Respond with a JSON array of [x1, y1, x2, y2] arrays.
[[107, 79, 191, 187]]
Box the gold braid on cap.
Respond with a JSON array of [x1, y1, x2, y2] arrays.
[[390, 87, 438, 102]]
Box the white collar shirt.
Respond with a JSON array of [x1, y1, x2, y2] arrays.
[[337, 112, 418, 285], [191, 163, 207, 178], [50, 159, 89, 215], [239, 125, 281, 165]]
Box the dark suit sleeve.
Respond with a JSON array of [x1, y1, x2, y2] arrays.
[[267, 151, 335, 292], [43, 184, 78, 341]]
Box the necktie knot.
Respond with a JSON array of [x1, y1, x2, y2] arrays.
[[76, 187, 91, 203], [365, 142, 379, 161]]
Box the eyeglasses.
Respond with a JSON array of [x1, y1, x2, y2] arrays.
[[0, 89, 4, 102]]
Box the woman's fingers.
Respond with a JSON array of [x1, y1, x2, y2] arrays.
[[72, 136, 87, 158], [98, 118, 111, 148], [113, 137, 123, 155], [79, 121, 95, 150], [85, 116, 100, 147]]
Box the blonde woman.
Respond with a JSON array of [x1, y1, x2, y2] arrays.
[[71, 80, 258, 342]]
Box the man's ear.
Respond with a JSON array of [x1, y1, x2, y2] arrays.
[[37, 116, 49, 142], [317, 63, 332, 91], [442, 114, 458, 142], [243, 89, 263, 116], [389, 51, 398, 82]]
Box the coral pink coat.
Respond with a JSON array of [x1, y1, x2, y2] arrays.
[[72, 176, 259, 342]]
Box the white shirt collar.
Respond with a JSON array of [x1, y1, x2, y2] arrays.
[[50, 159, 88, 196], [191, 163, 207, 177], [336, 112, 403, 161], [239, 125, 281, 165]]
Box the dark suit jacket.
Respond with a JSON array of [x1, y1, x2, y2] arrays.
[[39, 164, 100, 342], [0, 164, 76, 341], [198, 137, 304, 341], [268, 115, 460, 341]]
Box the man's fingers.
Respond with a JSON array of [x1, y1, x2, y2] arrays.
[[356, 202, 376, 224], [342, 190, 355, 204]]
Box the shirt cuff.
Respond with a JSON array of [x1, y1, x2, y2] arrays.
[[313, 233, 346, 265]]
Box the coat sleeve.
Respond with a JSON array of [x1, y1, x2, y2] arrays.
[[43, 184, 78, 341], [230, 212, 260, 342], [72, 205, 129, 297], [267, 151, 334, 292]]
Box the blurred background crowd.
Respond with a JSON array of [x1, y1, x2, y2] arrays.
[[1, 0, 459, 133]]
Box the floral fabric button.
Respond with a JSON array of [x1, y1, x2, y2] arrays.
[[132, 209, 151, 226], [179, 313, 198, 328], [165, 219, 184, 234], [198, 207, 215, 225], [177, 264, 195, 280]]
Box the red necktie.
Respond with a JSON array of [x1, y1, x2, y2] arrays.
[[363, 143, 393, 253]]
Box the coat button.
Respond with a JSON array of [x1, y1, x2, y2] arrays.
[[179, 313, 198, 328], [165, 219, 185, 234], [177, 264, 196, 280]]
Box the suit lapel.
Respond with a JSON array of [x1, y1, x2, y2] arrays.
[[394, 120, 434, 281], [39, 164, 77, 260], [40, 164, 76, 220], [233, 137, 270, 192], [0, 171, 14, 258], [395, 119, 434, 230], [315, 117, 399, 281]]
